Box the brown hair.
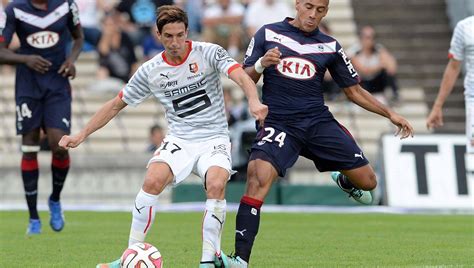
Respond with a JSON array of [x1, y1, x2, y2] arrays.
[[156, 5, 188, 33]]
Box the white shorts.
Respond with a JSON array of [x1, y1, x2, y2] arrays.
[[466, 97, 474, 154], [147, 135, 235, 185]]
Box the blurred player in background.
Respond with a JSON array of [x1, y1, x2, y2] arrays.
[[221, 0, 414, 266], [146, 123, 165, 152], [0, 0, 83, 235], [427, 15, 474, 153], [58, 5, 267, 268]]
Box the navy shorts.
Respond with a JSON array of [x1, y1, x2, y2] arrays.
[[249, 118, 369, 177], [15, 68, 71, 135]]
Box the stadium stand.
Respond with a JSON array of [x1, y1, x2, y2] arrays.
[[351, 0, 465, 133], [0, 0, 445, 206]]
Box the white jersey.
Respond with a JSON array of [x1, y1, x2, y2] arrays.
[[121, 41, 240, 141], [449, 16, 474, 97]]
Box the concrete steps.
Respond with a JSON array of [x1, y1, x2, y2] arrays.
[[350, 0, 465, 133]]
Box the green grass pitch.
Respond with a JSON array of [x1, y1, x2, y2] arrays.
[[0, 211, 472, 267]]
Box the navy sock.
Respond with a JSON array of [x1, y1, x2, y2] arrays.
[[235, 196, 263, 263], [339, 173, 356, 189], [21, 154, 39, 219], [50, 155, 70, 202]]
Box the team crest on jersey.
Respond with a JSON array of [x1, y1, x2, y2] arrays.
[[189, 62, 199, 73], [27, 31, 59, 48], [276, 57, 316, 80], [215, 47, 230, 61]]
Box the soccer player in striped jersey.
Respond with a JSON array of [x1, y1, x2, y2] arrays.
[[59, 5, 267, 268], [427, 15, 474, 153]]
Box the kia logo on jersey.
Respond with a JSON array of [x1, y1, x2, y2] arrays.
[[26, 31, 59, 49], [276, 57, 316, 80], [189, 62, 199, 73]]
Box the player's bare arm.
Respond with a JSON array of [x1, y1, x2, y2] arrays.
[[343, 84, 414, 139], [229, 67, 269, 125], [426, 58, 462, 129], [244, 47, 282, 83], [59, 95, 127, 149], [58, 23, 84, 79], [0, 42, 52, 73]]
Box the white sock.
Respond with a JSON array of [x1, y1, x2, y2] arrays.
[[201, 199, 226, 262], [128, 188, 159, 246]]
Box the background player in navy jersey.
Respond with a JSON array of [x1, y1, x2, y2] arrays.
[[221, 0, 414, 266], [0, 0, 83, 235]]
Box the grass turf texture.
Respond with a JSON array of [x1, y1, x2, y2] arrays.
[[0, 211, 472, 267]]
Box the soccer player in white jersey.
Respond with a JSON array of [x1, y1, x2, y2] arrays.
[[58, 5, 268, 268], [427, 15, 474, 153]]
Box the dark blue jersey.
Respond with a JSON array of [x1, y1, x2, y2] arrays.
[[243, 18, 360, 121], [0, 0, 80, 71]]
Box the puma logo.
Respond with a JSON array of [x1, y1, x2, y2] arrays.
[[235, 229, 247, 237], [62, 118, 70, 128], [354, 152, 364, 159], [134, 203, 145, 214], [212, 214, 224, 229], [160, 73, 169, 79]]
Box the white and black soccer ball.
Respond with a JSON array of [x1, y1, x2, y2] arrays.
[[120, 242, 163, 268]]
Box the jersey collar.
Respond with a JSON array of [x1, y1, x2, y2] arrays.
[[162, 40, 193, 66]]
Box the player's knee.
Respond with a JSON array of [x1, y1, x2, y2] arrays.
[[142, 177, 165, 195], [205, 178, 226, 198], [52, 148, 69, 159], [360, 173, 377, 191]]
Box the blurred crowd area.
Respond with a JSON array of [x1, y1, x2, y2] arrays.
[[1, 0, 403, 106], [1, 0, 407, 180]]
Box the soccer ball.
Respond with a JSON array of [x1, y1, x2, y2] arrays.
[[120, 242, 163, 268]]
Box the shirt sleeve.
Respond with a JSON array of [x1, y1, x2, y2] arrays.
[[327, 42, 360, 88], [204, 43, 240, 77], [243, 26, 266, 68], [0, 4, 15, 46], [121, 64, 152, 106], [67, 0, 81, 33], [448, 21, 464, 61]]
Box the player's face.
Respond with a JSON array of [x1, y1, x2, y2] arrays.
[[158, 22, 189, 58], [294, 0, 329, 32]]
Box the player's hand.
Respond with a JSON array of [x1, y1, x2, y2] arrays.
[[390, 113, 414, 139], [248, 99, 268, 127], [261, 47, 282, 67], [426, 106, 443, 130], [25, 55, 52, 74], [58, 60, 77, 79], [58, 134, 84, 150]]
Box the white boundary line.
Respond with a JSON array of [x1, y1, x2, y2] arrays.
[[0, 203, 472, 215]]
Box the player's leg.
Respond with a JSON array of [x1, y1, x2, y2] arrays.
[[337, 164, 377, 191], [96, 162, 174, 268], [21, 130, 42, 235], [200, 166, 229, 267], [231, 124, 302, 266], [43, 84, 72, 232], [97, 136, 192, 268], [16, 94, 43, 234], [303, 120, 375, 204], [45, 127, 70, 232], [129, 162, 174, 245], [195, 139, 232, 267]]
